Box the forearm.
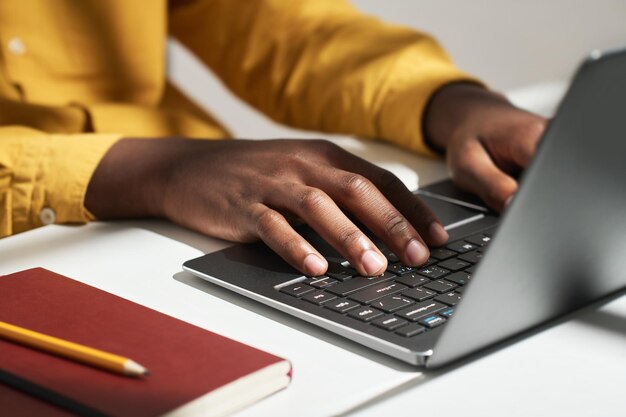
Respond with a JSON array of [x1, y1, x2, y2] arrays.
[[170, 0, 478, 155]]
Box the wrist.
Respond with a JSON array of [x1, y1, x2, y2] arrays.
[[85, 137, 191, 220], [423, 83, 509, 151]]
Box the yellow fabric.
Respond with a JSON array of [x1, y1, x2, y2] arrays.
[[0, 0, 478, 238]]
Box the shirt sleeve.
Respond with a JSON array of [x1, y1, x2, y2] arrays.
[[169, 0, 481, 156], [0, 127, 121, 237]]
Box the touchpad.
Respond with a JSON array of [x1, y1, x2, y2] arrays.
[[418, 194, 485, 229]]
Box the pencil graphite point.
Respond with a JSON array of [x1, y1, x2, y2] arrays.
[[124, 359, 149, 377]]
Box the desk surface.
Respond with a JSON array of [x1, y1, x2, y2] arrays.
[[2, 108, 625, 416]]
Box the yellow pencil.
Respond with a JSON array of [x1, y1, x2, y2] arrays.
[[0, 320, 148, 377]]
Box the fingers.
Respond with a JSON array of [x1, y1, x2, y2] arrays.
[[325, 152, 448, 247], [251, 203, 328, 276], [450, 138, 517, 211], [371, 169, 449, 247], [306, 170, 437, 267], [264, 185, 388, 276], [507, 116, 547, 168]]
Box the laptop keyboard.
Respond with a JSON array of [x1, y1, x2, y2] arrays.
[[278, 227, 495, 338]]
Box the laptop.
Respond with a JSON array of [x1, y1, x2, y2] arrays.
[[183, 47, 626, 368]]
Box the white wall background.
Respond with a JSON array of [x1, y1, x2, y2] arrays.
[[168, 0, 626, 139]]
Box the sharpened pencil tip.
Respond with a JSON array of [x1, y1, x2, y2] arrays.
[[124, 359, 149, 377]]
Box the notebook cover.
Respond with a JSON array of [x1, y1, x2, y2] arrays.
[[0, 268, 290, 417]]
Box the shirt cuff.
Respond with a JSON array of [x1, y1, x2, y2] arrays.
[[8, 129, 122, 233]]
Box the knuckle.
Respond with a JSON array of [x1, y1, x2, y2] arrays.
[[283, 149, 308, 166], [383, 211, 411, 237], [255, 210, 283, 237], [338, 227, 362, 247], [343, 173, 373, 198], [299, 188, 327, 212]]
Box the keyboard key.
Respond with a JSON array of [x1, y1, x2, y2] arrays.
[[458, 250, 483, 264], [371, 294, 415, 313], [419, 315, 446, 328], [423, 280, 458, 294], [445, 271, 471, 286], [396, 301, 447, 322], [395, 323, 426, 337], [325, 298, 360, 313], [302, 291, 337, 305], [437, 259, 471, 272], [372, 315, 409, 331], [435, 291, 462, 306], [416, 266, 449, 279], [349, 282, 407, 304], [326, 263, 358, 281], [280, 283, 315, 297], [381, 249, 400, 263], [348, 307, 384, 322], [447, 241, 477, 254], [326, 273, 396, 297], [307, 276, 339, 289], [465, 234, 492, 247], [387, 264, 416, 276], [402, 287, 436, 302], [465, 265, 477, 274], [394, 273, 429, 288], [455, 286, 465, 294], [440, 307, 455, 318], [429, 248, 457, 260], [423, 257, 437, 267]]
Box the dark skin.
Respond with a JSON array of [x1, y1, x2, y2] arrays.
[[85, 84, 547, 276]]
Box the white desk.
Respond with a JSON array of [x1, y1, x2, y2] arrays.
[[2, 86, 625, 416], [2, 146, 625, 417]]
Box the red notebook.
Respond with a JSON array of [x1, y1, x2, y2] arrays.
[[0, 268, 291, 417]]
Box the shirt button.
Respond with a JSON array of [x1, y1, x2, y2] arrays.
[[7, 37, 26, 55], [39, 207, 56, 225]]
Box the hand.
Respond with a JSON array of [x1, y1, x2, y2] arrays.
[[85, 138, 449, 276], [424, 83, 548, 211]]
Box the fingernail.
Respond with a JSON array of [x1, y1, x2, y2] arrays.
[[361, 250, 386, 276], [303, 253, 327, 276], [405, 239, 428, 265], [504, 195, 514, 208], [429, 222, 449, 244]]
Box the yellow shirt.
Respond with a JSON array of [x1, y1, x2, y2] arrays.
[[0, 0, 475, 237]]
